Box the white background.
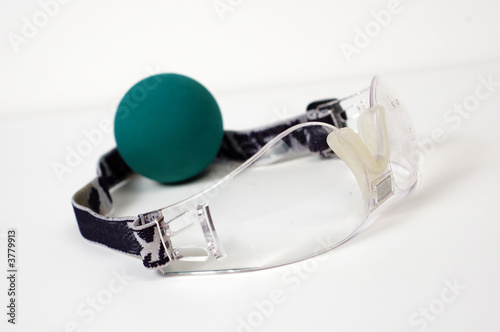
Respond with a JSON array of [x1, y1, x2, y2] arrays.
[[1, 0, 500, 331]]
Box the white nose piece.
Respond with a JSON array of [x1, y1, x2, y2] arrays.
[[326, 105, 393, 210]]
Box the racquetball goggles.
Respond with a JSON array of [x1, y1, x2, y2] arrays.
[[72, 76, 418, 275]]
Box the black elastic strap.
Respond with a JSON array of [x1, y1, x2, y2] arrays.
[[72, 150, 140, 256], [218, 99, 345, 160]]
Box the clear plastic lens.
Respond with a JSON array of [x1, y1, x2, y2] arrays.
[[134, 76, 418, 274], [159, 123, 370, 274]]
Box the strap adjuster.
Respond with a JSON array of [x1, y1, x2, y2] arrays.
[[306, 98, 347, 157], [306, 98, 347, 129], [134, 204, 225, 272]]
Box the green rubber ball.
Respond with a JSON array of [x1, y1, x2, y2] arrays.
[[114, 73, 223, 183]]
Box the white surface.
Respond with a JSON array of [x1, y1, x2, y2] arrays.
[[1, 0, 500, 115], [1, 1, 500, 331]]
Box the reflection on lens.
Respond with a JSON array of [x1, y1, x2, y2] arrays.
[[370, 76, 418, 194]]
